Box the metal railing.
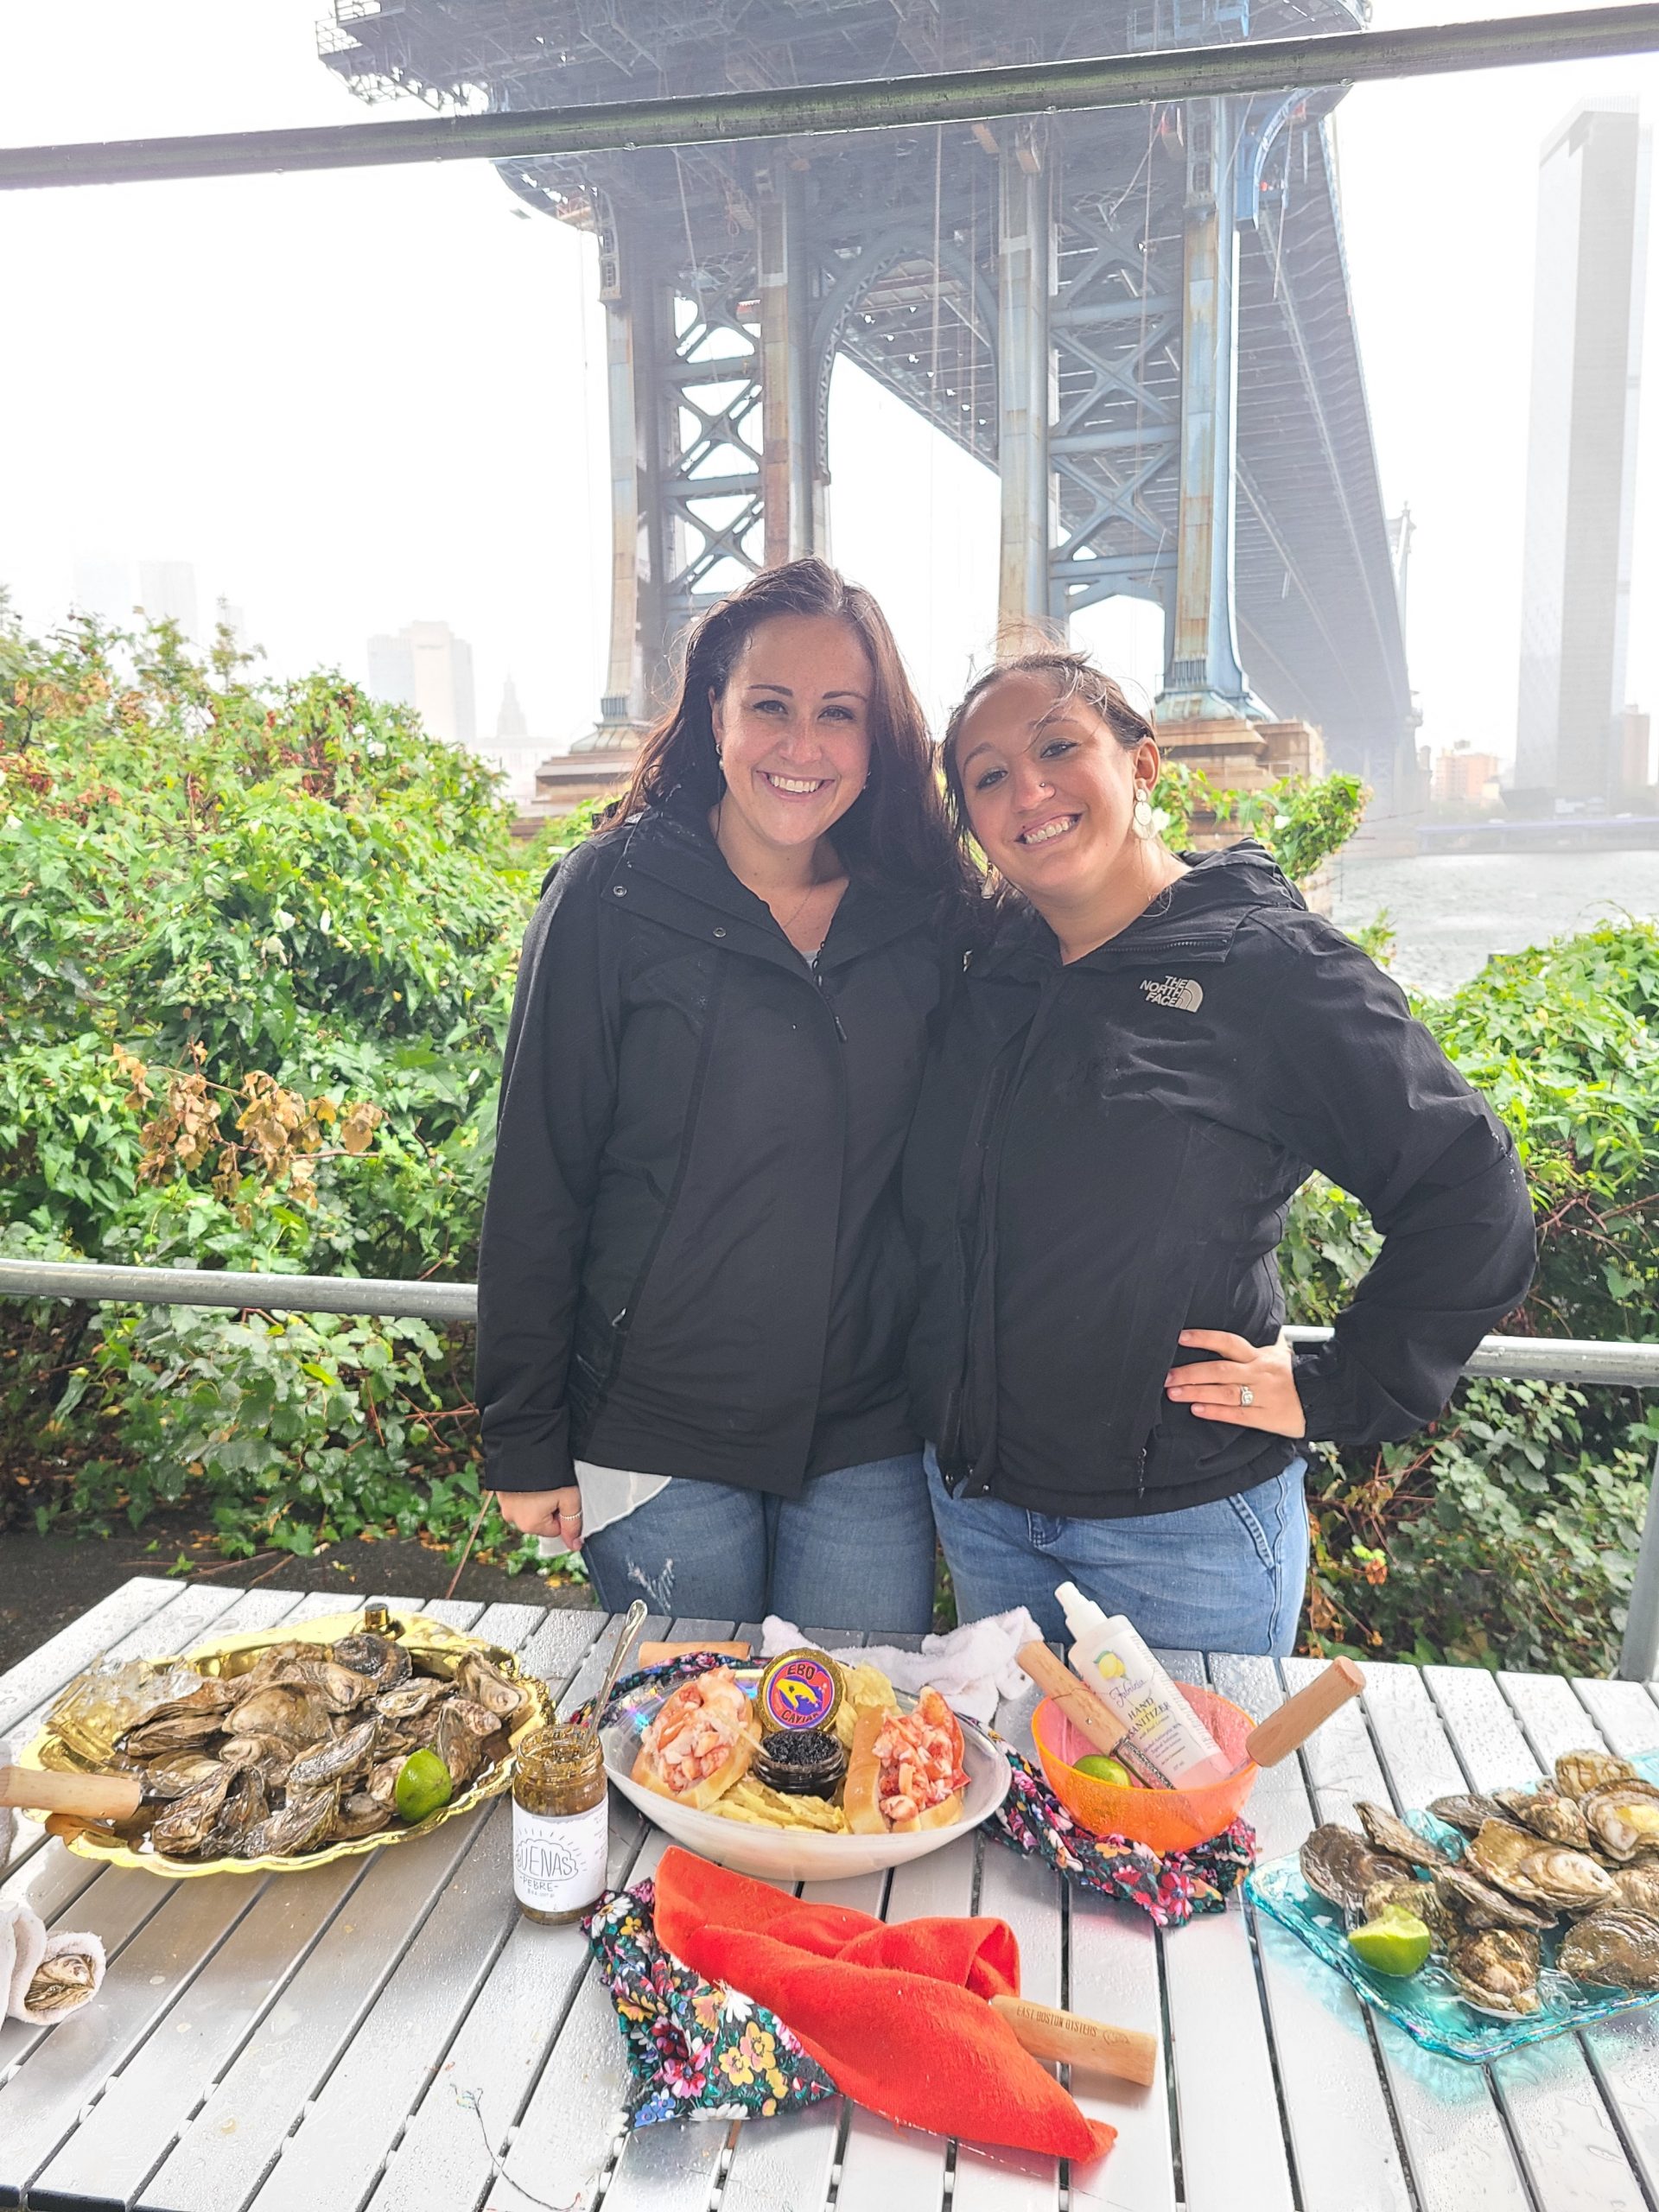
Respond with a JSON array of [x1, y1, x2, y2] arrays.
[[3, 1255, 1656, 1677], [3, 3, 1659, 191]]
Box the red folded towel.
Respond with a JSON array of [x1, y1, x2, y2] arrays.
[[653, 1847, 1116, 2164]]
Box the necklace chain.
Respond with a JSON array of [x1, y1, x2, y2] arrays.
[[715, 798, 835, 947]]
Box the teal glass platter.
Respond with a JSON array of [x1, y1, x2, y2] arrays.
[[1244, 1751, 1659, 2061]]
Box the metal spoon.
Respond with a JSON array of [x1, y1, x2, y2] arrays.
[[585, 1599, 648, 1731]]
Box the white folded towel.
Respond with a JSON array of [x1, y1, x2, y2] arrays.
[[760, 1608, 1045, 1726], [1, 1900, 106, 2025]]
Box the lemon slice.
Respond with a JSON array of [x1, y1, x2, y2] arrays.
[[1348, 1904, 1433, 1978], [1075, 1754, 1135, 1787], [394, 1748, 454, 1824]]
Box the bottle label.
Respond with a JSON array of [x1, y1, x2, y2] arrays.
[[512, 1796, 609, 1914]]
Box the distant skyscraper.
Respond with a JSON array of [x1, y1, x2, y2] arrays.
[[365, 620, 476, 748], [496, 675, 529, 741], [1516, 100, 1650, 807], [138, 560, 200, 641], [70, 554, 132, 627]]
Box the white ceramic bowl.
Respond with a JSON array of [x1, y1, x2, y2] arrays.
[[600, 1673, 1010, 1883]]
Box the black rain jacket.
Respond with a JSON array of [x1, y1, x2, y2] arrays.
[[904, 842, 1536, 1519], [476, 795, 946, 1497]]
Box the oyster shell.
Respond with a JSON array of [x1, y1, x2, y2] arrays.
[[218, 1732, 295, 1785], [151, 1766, 234, 1857], [25, 1954, 99, 2015], [1427, 1792, 1504, 1838], [207, 1768, 269, 1852], [1466, 1820, 1616, 1910], [1432, 1864, 1556, 1933], [435, 1700, 487, 1788], [1608, 1864, 1659, 1922], [331, 1631, 410, 1693], [1580, 1780, 1659, 1863], [253, 1656, 378, 1713], [1560, 1908, 1659, 1991], [224, 1686, 330, 1745], [374, 1678, 450, 1722], [1363, 1876, 1455, 1940], [457, 1654, 529, 1721], [142, 1751, 226, 1800], [1554, 1750, 1637, 1800], [239, 1784, 340, 1860], [1492, 1785, 1592, 1851], [1356, 1801, 1452, 1871], [365, 1756, 404, 1808], [121, 1709, 227, 1758], [285, 1718, 380, 1792], [1447, 1928, 1541, 2017], [1299, 1824, 1408, 1910], [331, 1790, 393, 1841]]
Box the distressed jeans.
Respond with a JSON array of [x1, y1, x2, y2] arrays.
[[926, 1449, 1311, 1656], [580, 1452, 936, 1634]]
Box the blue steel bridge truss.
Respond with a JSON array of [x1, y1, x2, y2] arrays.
[[319, 0, 1415, 787]]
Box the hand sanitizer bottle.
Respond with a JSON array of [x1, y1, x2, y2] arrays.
[[1055, 1583, 1232, 1789]]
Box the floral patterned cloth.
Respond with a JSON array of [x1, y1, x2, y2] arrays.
[[989, 1745, 1255, 1926], [584, 1879, 838, 2126]]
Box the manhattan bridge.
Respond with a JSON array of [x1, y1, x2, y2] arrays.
[[319, 0, 1415, 792]]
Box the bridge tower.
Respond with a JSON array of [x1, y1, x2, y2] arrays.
[[320, 0, 1415, 791]]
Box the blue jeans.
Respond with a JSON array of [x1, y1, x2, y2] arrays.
[[927, 1450, 1310, 1656], [581, 1453, 935, 1634]]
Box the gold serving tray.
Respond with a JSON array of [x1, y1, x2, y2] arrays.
[[17, 1607, 550, 1880]]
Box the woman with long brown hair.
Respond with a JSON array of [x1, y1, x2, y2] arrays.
[[476, 558, 970, 1629]]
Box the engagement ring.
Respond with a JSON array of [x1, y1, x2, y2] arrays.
[[1238, 1385, 1255, 1407]]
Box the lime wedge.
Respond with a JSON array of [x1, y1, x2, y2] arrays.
[[1075, 1754, 1135, 1788], [1348, 1904, 1433, 1978], [394, 1748, 453, 1824]]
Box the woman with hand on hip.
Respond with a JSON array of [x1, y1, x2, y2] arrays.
[[904, 652, 1536, 1656], [476, 559, 970, 1631]]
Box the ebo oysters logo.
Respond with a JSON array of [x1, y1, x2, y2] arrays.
[[1141, 975, 1204, 1013]]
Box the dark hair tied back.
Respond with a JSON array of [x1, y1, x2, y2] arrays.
[[607, 557, 974, 906], [940, 648, 1154, 846]]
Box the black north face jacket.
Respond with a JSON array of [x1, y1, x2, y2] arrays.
[[904, 842, 1536, 1519], [477, 797, 944, 1497]]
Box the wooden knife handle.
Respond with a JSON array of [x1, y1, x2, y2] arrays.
[[1016, 1643, 1128, 1759], [0, 1764, 143, 1821], [989, 1994, 1158, 2087], [1243, 1659, 1365, 1770], [637, 1640, 753, 1668]]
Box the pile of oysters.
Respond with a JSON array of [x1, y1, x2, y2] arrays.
[[1300, 1749, 1659, 2018], [46, 1617, 537, 1865]]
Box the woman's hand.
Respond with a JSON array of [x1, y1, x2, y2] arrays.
[[493, 1486, 585, 1551], [1164, 1332, 1306, 1439]]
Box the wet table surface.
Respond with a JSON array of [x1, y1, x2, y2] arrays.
[[5, 1583, 1659, 2211]]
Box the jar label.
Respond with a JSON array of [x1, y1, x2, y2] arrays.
[[512, 1796, 609, 1914]]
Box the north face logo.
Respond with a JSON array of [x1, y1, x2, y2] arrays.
[[1141, 975, 1205, 1013]]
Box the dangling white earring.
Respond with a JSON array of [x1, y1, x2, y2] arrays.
[[1133, 789, 1154, 838]]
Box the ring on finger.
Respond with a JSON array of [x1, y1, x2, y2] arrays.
[[1238, 1385, 1255, 1407]]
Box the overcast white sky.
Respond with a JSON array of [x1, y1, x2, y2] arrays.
[[3, 0, 1656, 768]]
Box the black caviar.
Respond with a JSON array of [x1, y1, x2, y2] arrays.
[[753, 1728, 848, 1799]]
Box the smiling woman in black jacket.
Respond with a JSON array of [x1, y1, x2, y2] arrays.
[[905, 651, 1536, 1654], [476, 560, 971, 1630]]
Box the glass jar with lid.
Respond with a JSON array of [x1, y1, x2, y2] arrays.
[[512, 1724, 609, 1924]]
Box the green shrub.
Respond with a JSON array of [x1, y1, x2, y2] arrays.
[[0, 601, 560, 1573]]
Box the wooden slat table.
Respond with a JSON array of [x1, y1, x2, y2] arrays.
[[4, 1588, 1659, 2210]]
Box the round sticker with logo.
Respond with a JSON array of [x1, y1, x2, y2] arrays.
[[759, 1649, 843, 1735]]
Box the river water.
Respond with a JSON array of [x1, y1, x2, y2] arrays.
[[1329, 850, 1659, 996]]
